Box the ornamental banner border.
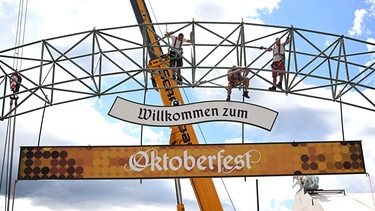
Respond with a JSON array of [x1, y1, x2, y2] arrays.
[[18, 140, 366, 180], [108, 97, 278, 131]]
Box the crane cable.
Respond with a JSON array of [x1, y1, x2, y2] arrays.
[[13, 0, 29, 70], [0, 110, 12, 210], [0, 0, 29, 211], [146, 0, 178, 64], [181, 89, 237, 211], [146, 0, 163, 36], [5, 104, 18, 211], [181, 85, 238, 211]]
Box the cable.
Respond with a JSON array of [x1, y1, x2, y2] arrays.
[[146, 0, 163, 37], [1, 100, 18, 211], [3, 1, 29, 211], [13, 0, 29, 70], [0, 110, 12, 210], [181, 88, 238, 210], [180, 88, 208, 144], [222, 178, 237, 211], [7, 107, 17, 211], [367, 173, 375, 208]]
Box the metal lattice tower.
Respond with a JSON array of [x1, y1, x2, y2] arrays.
[[1, 21, 375, 120]]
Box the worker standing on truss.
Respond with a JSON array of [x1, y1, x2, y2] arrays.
[[226, 65, 250, 101], [267, 36, 290, 91], [166, 31, 193, 84]]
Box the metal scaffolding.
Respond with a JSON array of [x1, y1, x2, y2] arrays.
[[0, 21, 375, 120]]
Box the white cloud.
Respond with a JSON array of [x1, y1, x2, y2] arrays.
[[367, 38, 375, 51], [192, 0, 282, 21], [367, 0, 375, 16], [348, 9, 368, 36], [1, 1, 375, 211]]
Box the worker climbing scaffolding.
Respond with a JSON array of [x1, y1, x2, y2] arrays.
[[267, 35, 291, 91], [166, 31, 193, 84]]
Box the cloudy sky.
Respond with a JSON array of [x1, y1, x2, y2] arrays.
[[1, 0, 375, 210]]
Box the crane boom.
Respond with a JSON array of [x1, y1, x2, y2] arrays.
[[130, 0, 223, 210]]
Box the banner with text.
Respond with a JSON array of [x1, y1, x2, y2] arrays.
[[108, 97, 278, 131], [18, 141, 365, 180]]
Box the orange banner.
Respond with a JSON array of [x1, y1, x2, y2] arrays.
[[18, 141, 365, 180]]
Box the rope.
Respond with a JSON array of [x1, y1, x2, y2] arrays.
[[200, 80, 228, 89], [165, 30, 174, 60], [165, 30, 178, 61], [200, 74, 247, 90]]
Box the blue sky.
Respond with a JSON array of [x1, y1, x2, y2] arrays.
[[0, 0, 375, 211], [260, 0, 359, 33]]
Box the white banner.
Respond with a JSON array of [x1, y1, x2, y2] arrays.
[[108, 97, 278, 131]]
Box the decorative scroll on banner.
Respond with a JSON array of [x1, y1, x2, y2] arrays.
[[18, 141, 365, 180], [108, 97, 278, 131]]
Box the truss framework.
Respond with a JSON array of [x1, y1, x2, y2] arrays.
[[0, 21, 374, 120]]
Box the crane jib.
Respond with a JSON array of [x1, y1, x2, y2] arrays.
[[130, 0, 224, 210], [154, 68, 193, 145], [130, 0, 163, 59]]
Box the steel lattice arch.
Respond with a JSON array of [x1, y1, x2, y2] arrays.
[[0, 21, 375, 119]]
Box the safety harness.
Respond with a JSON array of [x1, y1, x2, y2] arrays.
[[172, 36, 183, 53], [229, 68, 247, 90], [271, 43, 286, 70], [274, 44, 285, 62], [168, 35, 183, 61]]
